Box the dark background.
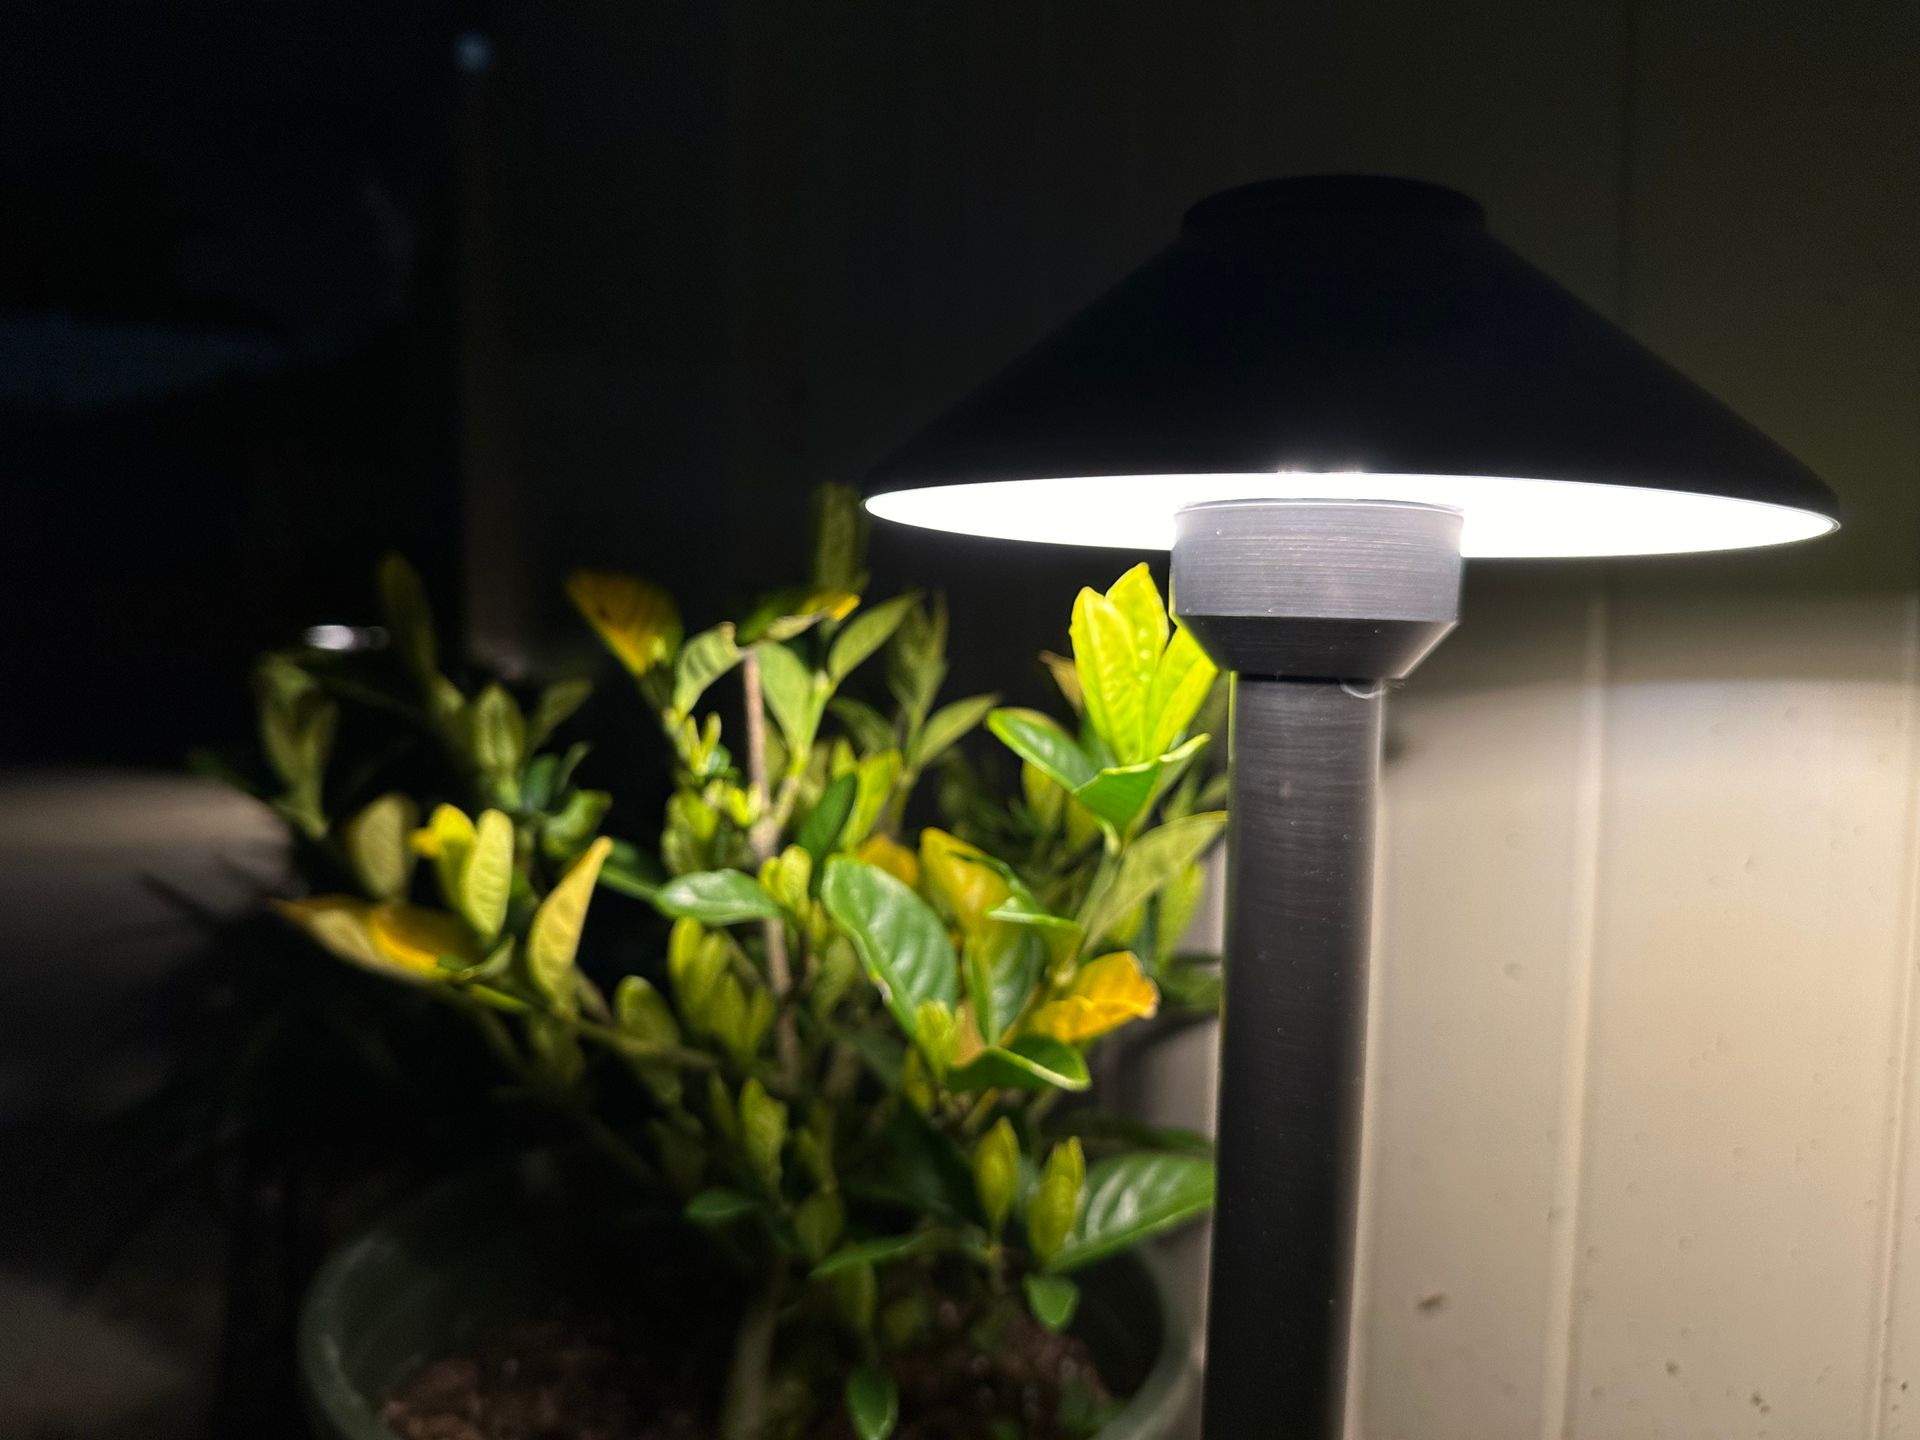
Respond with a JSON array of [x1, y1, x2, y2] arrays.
[[1, 0, 1914, 1435]]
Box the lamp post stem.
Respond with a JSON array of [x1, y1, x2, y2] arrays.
[[1202, 675, 1383, 1439], [1171, 497, 1464, 1440]]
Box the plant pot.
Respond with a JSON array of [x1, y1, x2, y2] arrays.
[[298, 1153, 1194, 1440]]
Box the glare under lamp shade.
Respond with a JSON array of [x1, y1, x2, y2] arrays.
[[865, 176, 1839, 558]]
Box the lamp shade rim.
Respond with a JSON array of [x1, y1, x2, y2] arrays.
[[865, 471, 1839, 559]]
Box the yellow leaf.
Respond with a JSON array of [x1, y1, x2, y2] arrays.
[[368, 903, 483, 975], [341, 792, 418, 901], [1144, 625, 1218, 758], [951, 1001, 986, 1066], [806, 587, 861, 623], [855, 834, 919, 888], [758, 844, 813, 915], [916, 828, 1010, 935], [1070, 587, 1148, 765], [412, 804, 476, 908], [1022, 761, 1065, 832], [273, 896, 386, 970], [273, 896, 471, 982], [1038, 650, 1082, 713], [1025, 951, 1159, 1044], [527, 836, 613, 1011], [972, 1116, 1019, 1234], [567, 570, 683, 675], [1064, 794, 1102, 854], [1105, 563, 1169, 692], [460, 808, 515, 940]]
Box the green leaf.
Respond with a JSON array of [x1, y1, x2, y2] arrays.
[[1046, 1152, 1216, 1273], [795, 1191, 846, 1263], [1144, 626, 1217, 757], [1154, 861, 1209, 965], [614, 974, 682, 1106], [812, 483, 870, 593], [1023, 1273, 1080, 1331], [541, 788, 611, 860], [526, 677, 593, 752], [377, 553, 437, 685], [672, 623, 742, 714], [597, 839, 662, 900], [987, 708, 1095, 792], [755, 641, 826, 757], [1071, 733, 1210, 834], [819, 857, 959, 1041], [467, 684, 526, 780], [829, 697, 897, 754], [947, 1035, 1090, 1093], [972, 1117, 1019, 1235], [260, 682, 337, 798], [1027, 1140, 1085, 1264], [846, 1365, 898, 1440], [1070, 759, 1161, 832], [986, 894, 1081, 939], [1078, 811, 1226, 955], [1048, 1111, 1215, 1158], [912, 692, 999, 769], [985, 895, 1082, 976], [526, 1013, 584, 1089], [1158, 956, 1223, 1011], [653, 870, 785, 925], [829, 593, 919, 684], [685, 1188, 760, 1225], [760, 844, 813, 915], [830, 1262, 878, 1336], [740, 1077, 788, 1192], [841, 1028, 905, 1087], [552, 740, 591, 795], [970, 928, 1046, 1047], [887, 596, 948, 721], [796, 772, 858, 860], [459, 808, 515, 940], [1071, 586, 1148, 764], [526, 837, 612, 1011], [811, 1230, 947, 1278], [740, 587, 858, 644], [844, 749, 902, 847], [841, 1108, 979, 1223]]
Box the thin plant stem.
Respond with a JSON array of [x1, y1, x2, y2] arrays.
[[740, 650, 802, 1082], [718, 1272, 785, 1440]]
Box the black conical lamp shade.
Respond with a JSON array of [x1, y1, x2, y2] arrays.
[[867, 175, 1839, 556]]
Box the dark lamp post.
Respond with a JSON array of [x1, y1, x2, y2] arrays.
[[863, 175, 1839, 1440]]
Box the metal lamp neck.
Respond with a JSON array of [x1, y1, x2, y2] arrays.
[[1169, 497, 1465, 681]]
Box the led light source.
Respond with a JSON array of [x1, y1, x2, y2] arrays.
[[864, 175, 1839, 1440]]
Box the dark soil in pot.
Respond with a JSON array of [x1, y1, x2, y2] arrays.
[[302, 1155, 1192, 1440], [382, 1299, 1112, 1440]]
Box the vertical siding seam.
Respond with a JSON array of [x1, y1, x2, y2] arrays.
[[1539, 583, 1611, 1440], [1612, 0, 1640, 328], [1867, 592, 1920, 1440], [1344, 749, 1393, 1440]]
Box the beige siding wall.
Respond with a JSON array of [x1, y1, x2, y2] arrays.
[[719, 2, 1920, 1435]]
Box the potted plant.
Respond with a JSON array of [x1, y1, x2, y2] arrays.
[[224, 488, 1227, 1440]]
